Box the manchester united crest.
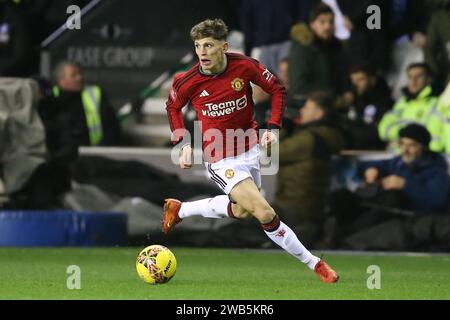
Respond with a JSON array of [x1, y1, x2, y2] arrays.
[[231, 78, 244, 91], [225, 169, 235, 179]]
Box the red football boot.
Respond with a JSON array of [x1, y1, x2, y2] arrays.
[[314, 260, 339, 283], [162, 198, 182, 235]]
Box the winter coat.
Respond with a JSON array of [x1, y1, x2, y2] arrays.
[[52, 87, 121, 148], [424, 9, 450, 84], [346, 77, 394, 149], [361, 152, 450, 213], [378, 85, 443, 151], [288, 23, 349, 105], [337, 0, 390, 72], [275, 119, 346, 222]]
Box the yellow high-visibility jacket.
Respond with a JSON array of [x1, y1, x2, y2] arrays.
[[378, 86, 443, 151]]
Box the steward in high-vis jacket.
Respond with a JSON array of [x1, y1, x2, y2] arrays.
[[52, 61, 121, 147], [378, 63, 443, 152]]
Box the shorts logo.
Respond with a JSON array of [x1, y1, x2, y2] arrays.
[[225, 169, 235, 179], [231, 78, 244, 91]]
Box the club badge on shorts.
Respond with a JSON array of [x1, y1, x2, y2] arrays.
[[225, 169, 235, 179], [231, 78, 244, 91]]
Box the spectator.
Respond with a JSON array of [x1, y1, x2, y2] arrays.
[[363, 124, 450, 214], [0, 1, 32, 76], [329, 124, 450, 251], [294, 0, 321, 23], [424, 2, 450, 88], [52, 61, 122, 147], [337, 0, 389, 73], [438, 79, 450, 154], [239, 0, 296, 76], [275, 91, 346, 245], [322, 0, 350, 41], [385, 0, 434, 99], [287, 2, 349, 108], [343, 63, 394, 149], [378, 63, 444, 152], [33, 75, 79, 166]]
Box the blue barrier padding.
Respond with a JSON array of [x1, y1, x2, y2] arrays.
[[0, 211, 127, 247]]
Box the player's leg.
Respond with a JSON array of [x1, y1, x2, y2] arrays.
[[162, 195, 234, 234], [163, 156, 257, 229], [229, 178, 339, 282], [162, 193, 255, 235], [230, 178, 318, 267]]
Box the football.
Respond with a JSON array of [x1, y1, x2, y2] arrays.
[[136, 245, 177, 285]]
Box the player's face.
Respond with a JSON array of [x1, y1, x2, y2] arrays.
[[399, 137, 423, 163], [194, 37, 228, 74], [59, 65, 83, 92], [407, 67, 430, 95], [310, 13, 334, 41]]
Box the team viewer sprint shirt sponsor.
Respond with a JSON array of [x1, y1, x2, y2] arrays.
[[166, 52, 286, 162]]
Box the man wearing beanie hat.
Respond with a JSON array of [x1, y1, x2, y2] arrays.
[[363, 123, 450, 213], [328, 123, 450, 251], [399, 123, 431, 146]]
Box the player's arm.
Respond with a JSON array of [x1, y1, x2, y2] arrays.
[[165, 77, 192, 169], [249, 61, 287, 147]]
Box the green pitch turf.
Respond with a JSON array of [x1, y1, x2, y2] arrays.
[[0, 247, 449, 299]]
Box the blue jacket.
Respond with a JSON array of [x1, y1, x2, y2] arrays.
[[362, 152, 450, 213]]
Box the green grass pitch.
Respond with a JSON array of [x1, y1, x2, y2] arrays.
[[0, 247, 449, 300]]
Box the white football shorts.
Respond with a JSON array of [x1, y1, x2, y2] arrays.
[[204, 144, 261, 195]]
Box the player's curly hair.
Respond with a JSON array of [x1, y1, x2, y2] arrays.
[[190, 18, 228, 41]]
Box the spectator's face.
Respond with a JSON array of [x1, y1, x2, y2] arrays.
[[310, 13, 334, 41], [350, 71, 376, 95], [59, 65, 83, 92], [278, 60, 289, 88], [399, 137, 423, 163], [407, 67, 430, 95], [300, 99, 324, 124], [194, 37, 228, 74]]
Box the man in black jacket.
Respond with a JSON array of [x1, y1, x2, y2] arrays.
[[52, 61, 122, 147], [343, 63, 394, 149], [287, 2, 350, 107]]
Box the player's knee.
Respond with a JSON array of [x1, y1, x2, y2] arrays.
[[231, 204, 253, 220], [239, 211, 253, 220], [253, 205, 276, 224]]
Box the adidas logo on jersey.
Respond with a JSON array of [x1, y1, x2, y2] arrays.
[[199, 90, 210, 97]]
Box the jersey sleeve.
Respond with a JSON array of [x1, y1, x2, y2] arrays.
[[165, 74, 190, 145], [248, 60, 287, 129]]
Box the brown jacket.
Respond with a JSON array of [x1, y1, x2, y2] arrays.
[[275, 120, 345, 223]]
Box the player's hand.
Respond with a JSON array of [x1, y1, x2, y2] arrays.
[[260, 130, 278, 148], [364, 167, 379, 184], [179, 145, 193, 169]]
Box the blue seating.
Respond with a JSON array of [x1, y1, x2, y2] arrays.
[[0, 211, 127, 246]]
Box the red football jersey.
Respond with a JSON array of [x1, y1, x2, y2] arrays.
[[166, 52, 286, 162]]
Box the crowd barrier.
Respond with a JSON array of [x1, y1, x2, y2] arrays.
[[0, 210, 127, 247]]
